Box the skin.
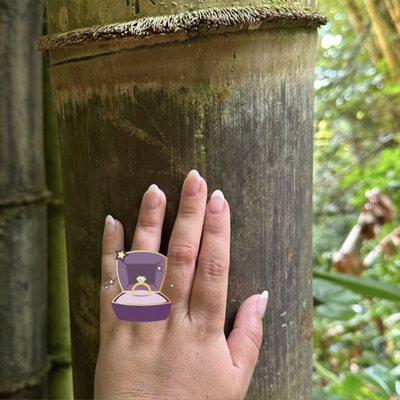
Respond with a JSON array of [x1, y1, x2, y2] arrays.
[[95, 169, 268, 400]]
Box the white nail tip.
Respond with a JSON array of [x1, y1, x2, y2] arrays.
[[148, 183, 160, 193], [105, 215, 115, 225], [260, 290, 269, 300], [211, 189, 224, 200], [188, 169, 201, 180]]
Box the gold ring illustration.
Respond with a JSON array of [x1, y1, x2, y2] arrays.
[[131, 276, 152, 296]]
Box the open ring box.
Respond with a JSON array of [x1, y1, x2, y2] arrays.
[[112, 251, 171, 322]]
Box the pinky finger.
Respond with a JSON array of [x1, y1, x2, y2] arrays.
[[100, 215, 124, 330]]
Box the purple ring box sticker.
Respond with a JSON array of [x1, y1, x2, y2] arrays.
[[112, 250, 172, 322]]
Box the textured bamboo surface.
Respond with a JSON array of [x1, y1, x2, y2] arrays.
[[46, 1, 318, 398], [0, 0, 48, 396]]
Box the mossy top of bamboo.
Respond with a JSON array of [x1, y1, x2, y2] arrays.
[[40, 1, 326, 53]]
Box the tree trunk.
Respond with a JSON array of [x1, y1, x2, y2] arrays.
[[0, 0, 48, 397], [43, 1, 325, 398]]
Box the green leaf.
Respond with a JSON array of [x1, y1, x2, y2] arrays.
[[314, 278, 362, 304], [391, 365, 400, 377], [361, 365, 395, 398], [313, 278, 362, 320], [313, 360, 341, 383], [313, 271, 400, 302]]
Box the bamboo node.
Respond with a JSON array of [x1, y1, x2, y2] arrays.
[[38, 4, 327, 52], [0, 190, 52, 208]]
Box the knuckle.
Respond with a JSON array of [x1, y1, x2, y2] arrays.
[[179, 204, 201, 220], [137, 216, 159, 232], [101, 248, 116, 259], [99, 287, 108, 303], [168, 243, 197, 265], [204, 221, 224, 236], [192, 323, 221, 340], [199, 256, 227, 279], [242, 327, 263, 352]]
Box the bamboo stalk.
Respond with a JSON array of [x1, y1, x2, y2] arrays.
[[363, 0, 400, 76], [44, 1, 324, 398], [384, 0, 400, 35], [345, 0, 381, 63], [0, 0, 48, 396], [43, 52, 73, 398]]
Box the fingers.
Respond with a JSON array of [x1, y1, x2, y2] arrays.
[[131, 184, 166, 252], [100, 215, 125, 327], [227, 292, 268, 388], [101, 185, 167, 337], [163, 170, 207, 315], [189, 190, 231, 329], [129, 184, 168, 336]]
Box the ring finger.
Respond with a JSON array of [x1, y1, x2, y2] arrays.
[[100, 184, 166, 333]]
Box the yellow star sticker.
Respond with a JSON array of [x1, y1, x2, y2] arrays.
[[117, 250, 126, 259]]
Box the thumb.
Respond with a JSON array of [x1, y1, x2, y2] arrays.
[[227, 291, 269, 387]]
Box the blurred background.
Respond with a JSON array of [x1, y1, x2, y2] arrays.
[[313, 0, 400, 398], [1, 0, 399, 399]]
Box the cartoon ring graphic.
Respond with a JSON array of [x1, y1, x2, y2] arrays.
[[131, 276, 152, 297]]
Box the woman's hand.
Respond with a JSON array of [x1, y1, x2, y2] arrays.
[[94, 170, 268, 400]]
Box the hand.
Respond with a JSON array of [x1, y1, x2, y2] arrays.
[[94, 170, 269, 400]]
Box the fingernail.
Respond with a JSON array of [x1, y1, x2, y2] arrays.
[[257, 290, 269, 318], [209, 190, 225, 214], [184, 169, 201, 196], [104, 215, 115, 236], [146, 184, 161, 210]]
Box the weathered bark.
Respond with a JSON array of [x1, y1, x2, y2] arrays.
[[44, 1, 322, 398], [0, 0, 48, 397]]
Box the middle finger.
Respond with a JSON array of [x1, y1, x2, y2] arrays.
[[131, 183, 166, 251], [163, 169, 207, 316]]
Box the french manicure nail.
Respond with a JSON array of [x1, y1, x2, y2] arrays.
[[184, 169, 201, 196], [104, 214, 115, 236], [209, 190, 225, 214], [147, 184, 161, 210], [148, 183, 160, 193], [257, 290, 269, 318]]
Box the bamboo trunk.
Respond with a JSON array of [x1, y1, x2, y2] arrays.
[[43, 55, 73, 398], [42, 1, 325, 398], [345, 0, 381, 63], [363, 0, 400, 76], [384, 0, 400, 36], [0, 0, 48, 397]]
